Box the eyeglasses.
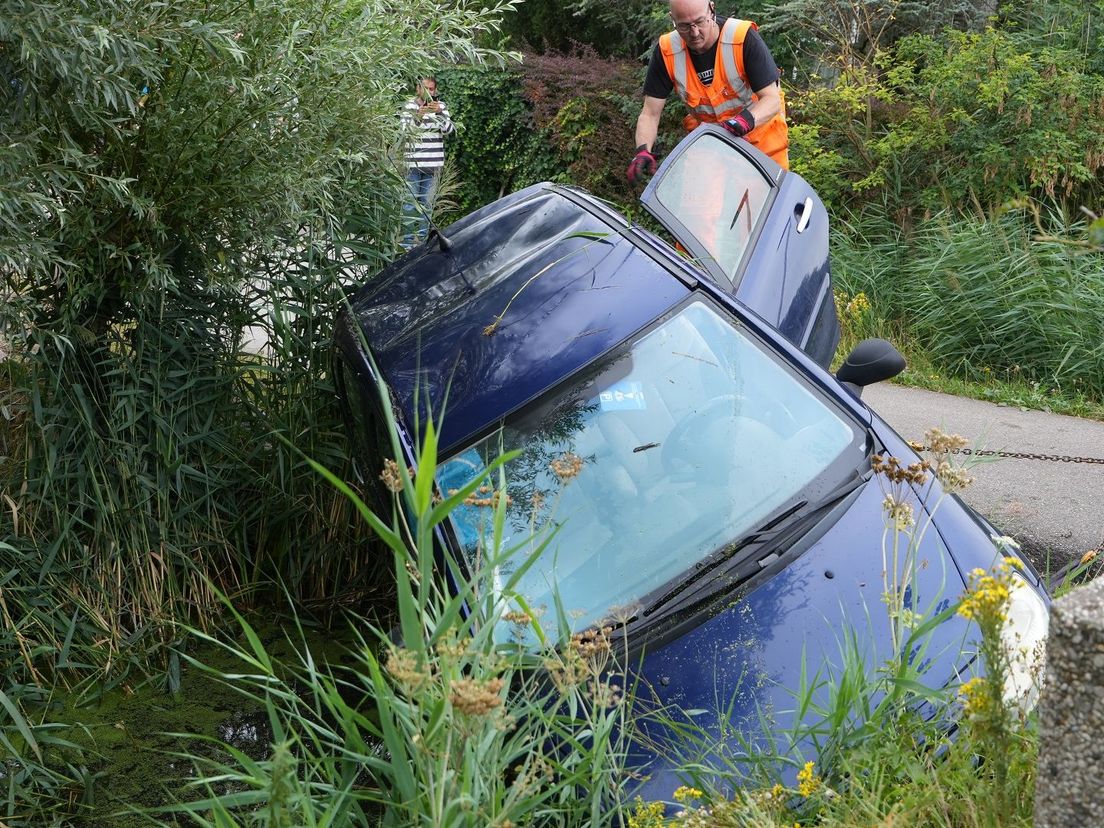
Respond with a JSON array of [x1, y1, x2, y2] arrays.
[[673, 14, 713, 35]]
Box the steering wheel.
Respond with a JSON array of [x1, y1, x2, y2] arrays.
[[661, 394, 747, 481]]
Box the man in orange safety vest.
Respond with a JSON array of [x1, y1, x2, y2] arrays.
[[627, 0, 789, 183]]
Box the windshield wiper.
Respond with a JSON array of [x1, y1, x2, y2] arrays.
[[641, 469, 873, 621]]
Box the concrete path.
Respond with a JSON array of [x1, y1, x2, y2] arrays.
[[864, 383, 1104, 576]]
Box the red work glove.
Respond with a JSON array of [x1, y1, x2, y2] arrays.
[[626, 145, 657, 184], [721, 110, 756, 138]]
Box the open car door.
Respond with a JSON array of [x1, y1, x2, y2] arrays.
[[640, 124, 840, 368]]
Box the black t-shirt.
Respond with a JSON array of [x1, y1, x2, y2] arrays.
[[643, 16, 779, 99]]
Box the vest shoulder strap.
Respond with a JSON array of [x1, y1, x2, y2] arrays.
[[661, 30, 686, 57], [720, 18, 756, 47]]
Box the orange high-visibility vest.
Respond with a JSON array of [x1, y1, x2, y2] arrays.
[[660, 18, 789, 169]]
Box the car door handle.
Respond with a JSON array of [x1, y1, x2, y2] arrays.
[[795, 197, 813, 233]]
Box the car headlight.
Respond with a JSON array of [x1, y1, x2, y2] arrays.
[[1001, 572, 1049, 711]]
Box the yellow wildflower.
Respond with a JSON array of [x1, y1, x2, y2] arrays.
[[627, 798, 666, 828], [957, 568, 1011, 622], [796, 760, 821, 797], [673, 785, 703, 802], [958, 676, 989, 716]]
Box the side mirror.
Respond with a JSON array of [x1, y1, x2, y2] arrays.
[[836, 338, 906, 397]]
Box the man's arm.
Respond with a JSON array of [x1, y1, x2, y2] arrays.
[[740, 29, 782, 125], [634, 95, 667, 152], [434, 101, 455, 135], [746, 82, 781, 125]]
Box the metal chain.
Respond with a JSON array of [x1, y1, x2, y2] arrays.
[[908, 442, 1104, 591], [911, 442, 1104, 464], [947, 447, 1104, 465]]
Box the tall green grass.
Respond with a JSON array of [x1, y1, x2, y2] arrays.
[[153, 386, 640, 826], [0, 267, 364, 684], [0, 627, 95, 825], [832, 206, 1104, 401]]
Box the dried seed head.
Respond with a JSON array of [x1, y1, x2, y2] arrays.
[[463, 489, 514, 509], [434, 637, 468, 659], [935, 459, 974, 492], [873, 454, 930, 485], [588, 679, 623, 709], [379, 459, 404, 493], [550, 452, 584, 482], [570, 627, 613, 659], [449, 676, 505, 716], [544, 650, 588, 693], [882, 494, 915, 530], [924, 427, 968, 455], [385, 648, 431, 694]]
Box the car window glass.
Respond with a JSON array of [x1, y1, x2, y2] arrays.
[[654, 134, 773, 278], [436, 300, 859, 645]]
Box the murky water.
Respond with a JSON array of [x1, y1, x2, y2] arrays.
[[33, 620, 358, 826]]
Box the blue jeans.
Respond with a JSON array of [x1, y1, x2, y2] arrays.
[[402, 168, 438, 249]]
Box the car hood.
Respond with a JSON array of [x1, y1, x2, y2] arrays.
[[627, 476, 973, 800]]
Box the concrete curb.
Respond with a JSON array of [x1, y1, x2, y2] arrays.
[[1034, 576, 1104, 826]]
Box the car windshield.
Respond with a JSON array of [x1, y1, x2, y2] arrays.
[[436, 300, 863, 642]]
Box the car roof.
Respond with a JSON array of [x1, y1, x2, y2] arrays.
[[342, 184, 694, 454]]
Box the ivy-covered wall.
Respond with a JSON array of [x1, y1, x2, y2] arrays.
[[437, 65, 564, 215]]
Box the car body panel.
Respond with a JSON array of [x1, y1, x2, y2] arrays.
[[628, 474, 981, 799], [332, 128, 1050, 802]]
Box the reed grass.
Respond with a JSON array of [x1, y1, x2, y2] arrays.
[[152, 379, 641, 826], [832, 206, 1104, 403]]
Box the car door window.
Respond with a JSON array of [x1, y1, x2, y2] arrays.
[[651, 133, 774, 279]]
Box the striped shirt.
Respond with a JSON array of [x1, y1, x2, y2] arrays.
[[401, 97, 455, 170]]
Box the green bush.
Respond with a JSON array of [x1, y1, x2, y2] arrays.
[[0, 0, 520, 678], [787, 25, 1104, 216], [437, 63, 563, 215]]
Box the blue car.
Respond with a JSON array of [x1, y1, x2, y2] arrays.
[[333, 126, 1050, 798]]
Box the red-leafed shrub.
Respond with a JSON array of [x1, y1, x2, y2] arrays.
[[519, 45, 683, 206]]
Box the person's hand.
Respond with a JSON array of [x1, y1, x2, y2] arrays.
[[721, 110, 756, 138], [626, 146, 657, 184]]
